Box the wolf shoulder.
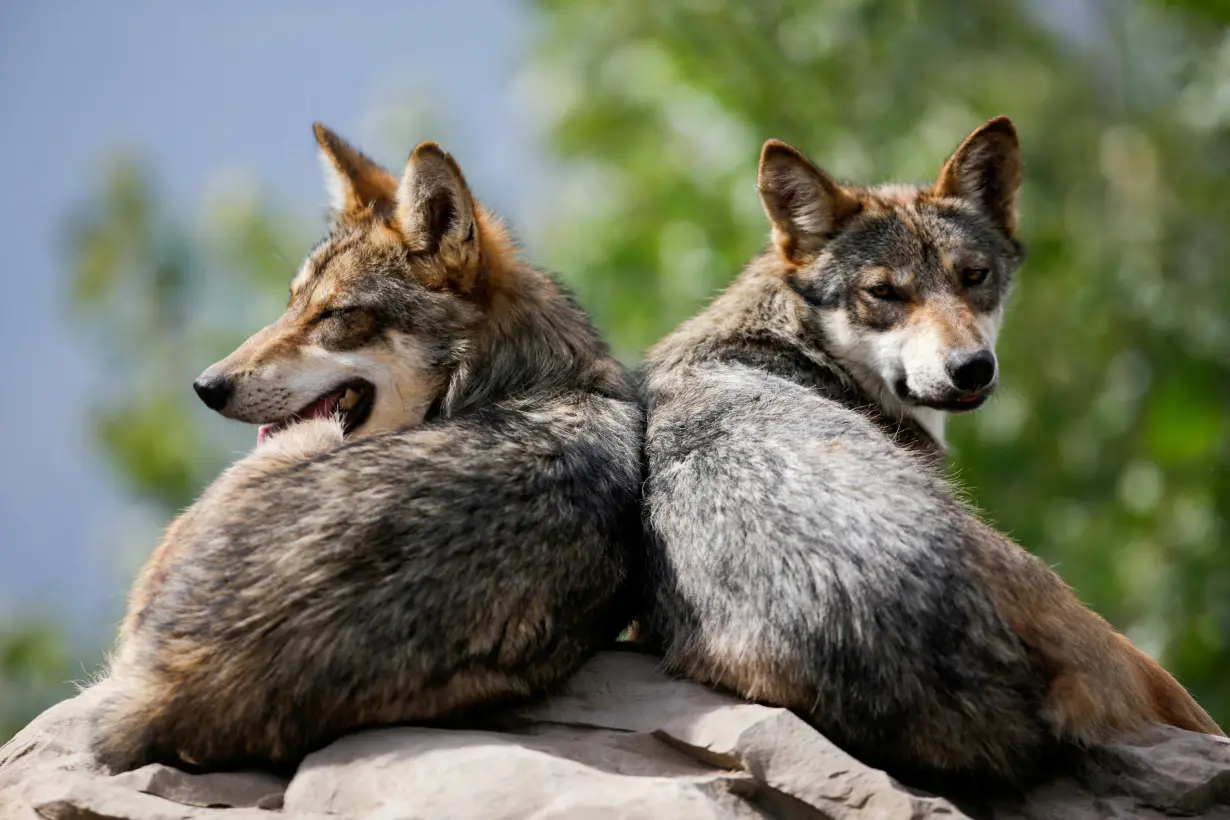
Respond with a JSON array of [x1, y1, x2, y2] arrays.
[[647, 362, 945, 502]]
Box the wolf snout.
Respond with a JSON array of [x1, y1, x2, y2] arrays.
[[947, 350, 997, 393], [193, 373, 234, 412]]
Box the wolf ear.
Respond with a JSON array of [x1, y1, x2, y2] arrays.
[[313, 123, 398, 222], [935, 116, 1022, 236], [395, 142, 479, 263], [758, 140, 862, 265]]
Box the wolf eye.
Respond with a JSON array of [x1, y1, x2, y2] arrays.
[[961, 267, 990, 287], [316, 306, 354, 322], [866, 284, 900, 300]]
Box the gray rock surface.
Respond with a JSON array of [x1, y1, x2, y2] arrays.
[[1, 652, 1227, 819]]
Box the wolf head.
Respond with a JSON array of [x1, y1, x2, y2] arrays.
[[194, 124, 515, 443], [757, 117, 1025, 438]]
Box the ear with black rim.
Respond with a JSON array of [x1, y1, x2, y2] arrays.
[[313, 123, 398, 223], [758, 139, 862, 266], [935, 116, 1022, 236], [395, 142, 479, 264]]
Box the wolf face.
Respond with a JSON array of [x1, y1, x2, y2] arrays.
[[193, 125, 511, 442], [757, 117, 1025, 436]]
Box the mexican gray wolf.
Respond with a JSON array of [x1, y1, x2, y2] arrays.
[[638, 115, 1222, 791], [89, 123, 644, 773]]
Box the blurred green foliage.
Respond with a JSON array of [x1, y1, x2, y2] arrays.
[[0, 623, 69, 740], [1156, 0, 1230, 23], [4, 0, 1227, 742]]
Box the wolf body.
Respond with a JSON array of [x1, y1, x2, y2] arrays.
[[639, 117, 1222, 789], [91, 126, 643, 773]]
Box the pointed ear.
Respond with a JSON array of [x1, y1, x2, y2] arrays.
[[313, 123, 398, 222], [395, 142, 479, 263], [758, 140, 862, 265], [935, 116, 1022, 236]]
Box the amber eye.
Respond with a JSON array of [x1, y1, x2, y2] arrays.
[[962, 267, 990, 287], [867, 284, 898, 300]]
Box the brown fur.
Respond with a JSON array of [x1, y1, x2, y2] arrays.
[[964, 518, 1223, 739]]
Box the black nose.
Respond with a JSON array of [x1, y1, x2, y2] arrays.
[[193, 376, 233, 411], [948, 350, 997, 392]]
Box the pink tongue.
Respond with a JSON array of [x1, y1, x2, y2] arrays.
[[256, 391, 342, 444]]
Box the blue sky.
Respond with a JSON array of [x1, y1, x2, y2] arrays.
[[0, 0, 534, 645]]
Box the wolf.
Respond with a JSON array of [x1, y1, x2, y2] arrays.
[[638, 116, 1222, 790], [90, 124, 644, 773]]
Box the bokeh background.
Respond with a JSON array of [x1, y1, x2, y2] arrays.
[[2, 0, 1229, 741]]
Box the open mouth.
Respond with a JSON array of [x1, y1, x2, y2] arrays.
[[256, 379, 375, 444]]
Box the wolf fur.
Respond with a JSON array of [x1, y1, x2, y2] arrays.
[[90, 125, 643, 773], [639, 116, 1222, 790]]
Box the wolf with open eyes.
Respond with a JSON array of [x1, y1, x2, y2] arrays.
[[638, 116, 1222, 791], [89, 124, 643, 774]]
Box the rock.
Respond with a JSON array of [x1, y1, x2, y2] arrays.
[[0, 681, 110, 792], [993, 726, 1230, 820], [0, 682, 110, 820], [508, 650, 744, 734], [1, 652, 1227, 819], [22, 773, 284, 820], [108, 765, 287, 809], [0, 683, 308, 820], [1084, 724, 1230, 813], [285, 724, 767, 819], [511, 653, 964, 818], [659, 703, 966, 819]]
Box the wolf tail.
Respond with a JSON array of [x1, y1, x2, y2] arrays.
[[1047, 628, 1224, 745], [88, 668, 178, 773], [1132, 643, 1225, 737]]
